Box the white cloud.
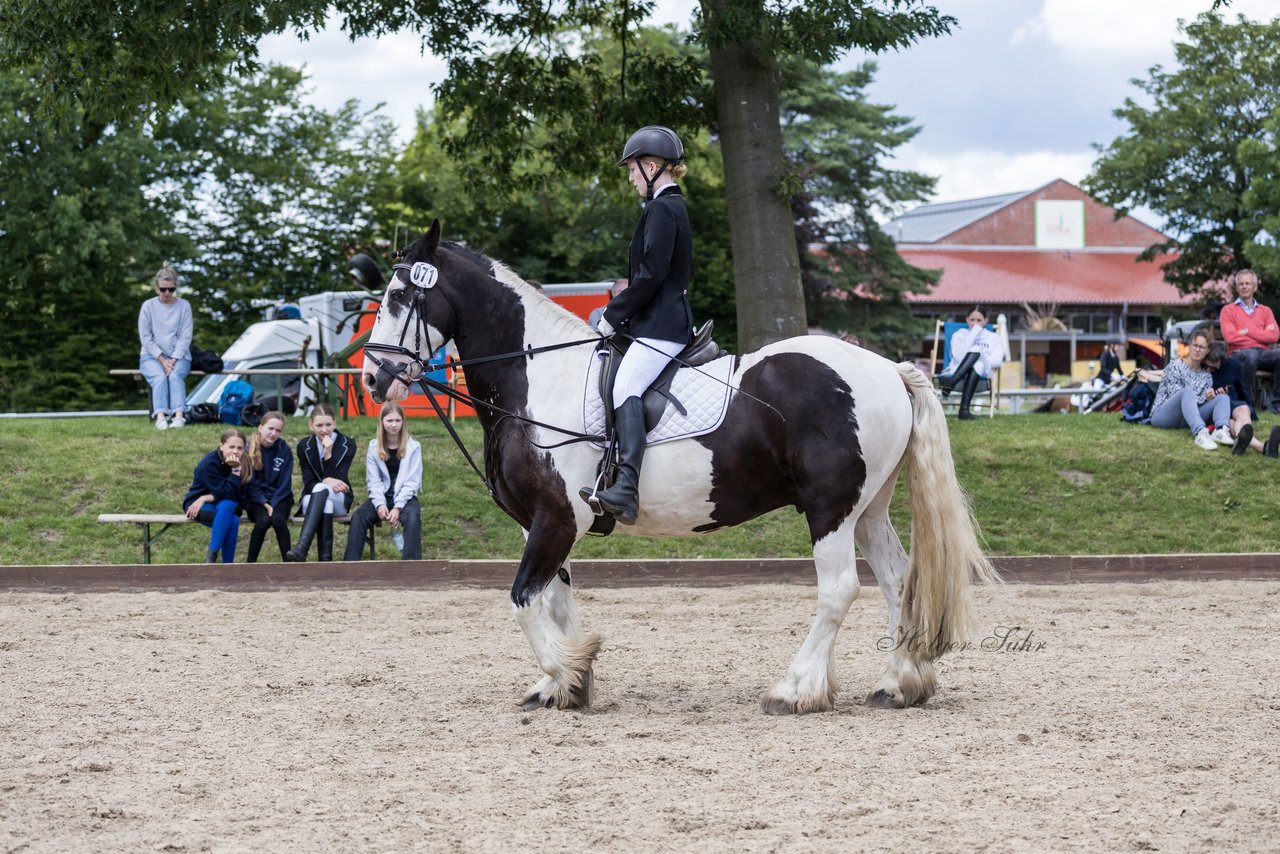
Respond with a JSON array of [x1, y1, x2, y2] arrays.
[[1012, 0, 1280, 65], [257, 0, 693, 142], [893, 147, 1097, 203], [259, 20, 446, 139]]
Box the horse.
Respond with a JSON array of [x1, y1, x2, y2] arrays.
[[362, 220, 999, 713]]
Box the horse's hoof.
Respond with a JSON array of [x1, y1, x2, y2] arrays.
[[760, 696, 799, 716], [864, 688, 906, 709], [518, 692, 555, 711], [569, 667, 594, 709]]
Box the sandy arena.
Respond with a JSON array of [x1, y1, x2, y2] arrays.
[[2, 580, 1277, 851]]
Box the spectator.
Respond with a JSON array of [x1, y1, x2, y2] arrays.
[[138, 263, 193, 430], [1218, 269, 1280, 412], [939, 306, 1005, 420], [343, 402, 423, 560], [1098, 337, 1125, 384], [243, 411, 295, 561], [182, 428, 249, 563], [588, 278, 630, 329], [1149, 329, 1230, 451], [285, 404, 356, 562], [1204, 342, 1280, 457]]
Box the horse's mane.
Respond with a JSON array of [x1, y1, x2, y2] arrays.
[[442, 241, 593, 341]]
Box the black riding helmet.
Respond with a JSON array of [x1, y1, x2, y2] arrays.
[[618, 125, 684, 200]]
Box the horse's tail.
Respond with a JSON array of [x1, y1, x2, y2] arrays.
[[895, 362, 1001, 664]]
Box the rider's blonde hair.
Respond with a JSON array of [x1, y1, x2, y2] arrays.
[[638, 155, 687, 181]]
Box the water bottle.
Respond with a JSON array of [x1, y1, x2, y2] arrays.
[[391, 529, 405, 554]]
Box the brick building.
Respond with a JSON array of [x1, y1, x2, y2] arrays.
[[888, 179, 1207, 386]]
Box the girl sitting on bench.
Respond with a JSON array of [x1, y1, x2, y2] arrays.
[[286, 404, 356, 562], [183, 428, 249, 563]]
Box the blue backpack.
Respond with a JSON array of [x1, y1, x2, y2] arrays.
[[218, 380, 255, 425]]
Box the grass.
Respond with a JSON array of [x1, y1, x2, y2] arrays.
[[1, 410, 1276, 566]]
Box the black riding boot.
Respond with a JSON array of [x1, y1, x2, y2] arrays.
[[317, 514, 334, 562], [957, 370, 981, 420], [587, 397, 646, 525], [941, 351, 980, 398], [285, 497, 325, 561]]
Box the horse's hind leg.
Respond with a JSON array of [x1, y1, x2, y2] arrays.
[[762, 518, 859, 715], [856, 490, 936, 710], [512, 525, 601, 711]]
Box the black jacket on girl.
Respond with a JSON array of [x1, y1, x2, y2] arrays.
[[296, 432, 357, 495], [603, 186, 693, 346]]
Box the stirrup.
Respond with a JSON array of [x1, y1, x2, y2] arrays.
[[578, 486, 606, 517]]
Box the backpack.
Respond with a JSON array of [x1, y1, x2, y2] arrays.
[[1120, 380, 1157, 424], [190, 344, 224, 374], [218, 380, 255, 425]]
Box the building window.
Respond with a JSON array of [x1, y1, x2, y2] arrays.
[[1124, 314, 1165, 335], [1068, 313, 1111, 334]]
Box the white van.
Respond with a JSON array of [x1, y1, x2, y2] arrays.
[[186, 290, 378, 415]]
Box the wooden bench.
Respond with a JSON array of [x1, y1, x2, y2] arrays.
[[97, 513, 374, 564]]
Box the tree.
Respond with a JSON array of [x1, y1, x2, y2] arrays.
[[0, 66, 398, 411], [780, 59, 937, 356], [0, 0, 954, 351], [0, 70, 188, 411], [157, 66, 399, 344], [1084, 12, 1280, 296]]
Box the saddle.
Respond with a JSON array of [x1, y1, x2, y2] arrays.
[[596, 320, 728, 439], [583, 320, 729, 538]]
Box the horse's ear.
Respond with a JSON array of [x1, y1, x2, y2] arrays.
[[424, 220, 441, 253]]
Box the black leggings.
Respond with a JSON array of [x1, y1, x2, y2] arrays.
[[245, 496, 294, 562]]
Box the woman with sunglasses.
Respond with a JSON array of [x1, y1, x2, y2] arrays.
[[138, 263, 193, 430], [1149, 328, 1230, 451]]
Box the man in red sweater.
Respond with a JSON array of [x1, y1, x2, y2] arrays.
[[1219, 269, 1280, 413]]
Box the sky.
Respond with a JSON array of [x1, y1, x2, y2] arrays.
[[259, 0, 1280, 213]]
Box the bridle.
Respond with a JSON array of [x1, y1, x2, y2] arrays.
[[362, 261, 438, 390]]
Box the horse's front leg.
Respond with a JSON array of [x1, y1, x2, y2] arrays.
[[513, 521, 601, 711]]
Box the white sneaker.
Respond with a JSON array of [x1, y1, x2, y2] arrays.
[[154, 413, 168, 431], [1210, 427, 1232, 445], [1194, 429, 1217, 451], [170, 412, 186, 428]]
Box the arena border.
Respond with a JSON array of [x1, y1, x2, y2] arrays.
[[1, 553, 1277, 592]]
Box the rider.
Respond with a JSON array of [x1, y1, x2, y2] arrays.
[[580, 125, 694, 525]]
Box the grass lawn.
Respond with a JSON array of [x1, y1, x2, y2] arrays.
[[1, 410, 1276, 566]]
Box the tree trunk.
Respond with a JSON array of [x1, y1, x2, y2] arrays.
[[703, 2, 807, 351]]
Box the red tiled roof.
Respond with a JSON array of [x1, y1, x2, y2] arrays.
[[898, 248, 1200, 306]]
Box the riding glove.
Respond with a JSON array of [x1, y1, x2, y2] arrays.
[[596, 317, 614, 337]]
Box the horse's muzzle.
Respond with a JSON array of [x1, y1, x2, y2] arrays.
[[363, 352, 413, 403]]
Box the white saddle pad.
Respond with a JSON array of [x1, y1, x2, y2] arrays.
[[583, 353, 736, 448]]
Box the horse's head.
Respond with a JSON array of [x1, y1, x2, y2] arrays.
[[363, 219, 458, 403]]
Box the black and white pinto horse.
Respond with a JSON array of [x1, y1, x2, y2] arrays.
[[363, 221, 999, 713]]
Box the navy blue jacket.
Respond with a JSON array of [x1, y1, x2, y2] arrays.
[[182, 449, 250, 512], [1211, 356, 1254, 411], [604, 186, 693, 345], [249, 439, 294, 507]]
